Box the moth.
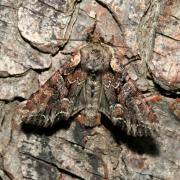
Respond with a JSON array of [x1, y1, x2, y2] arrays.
[[18, 29, 157, 137]]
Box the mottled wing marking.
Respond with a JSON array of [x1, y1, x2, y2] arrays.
[[99, 73, 117, 118], [106, 48, 158, 136], [116, 67, 157, 136], [102, 73, 119, 105], [66, 68, 87, 115], [18, 70, 70, 127]]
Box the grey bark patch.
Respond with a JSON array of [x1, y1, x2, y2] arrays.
[[73, 122, 87, 147], [87, 153, 101, 180]]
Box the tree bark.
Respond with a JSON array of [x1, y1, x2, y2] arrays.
[[0, 0, 179, 179]]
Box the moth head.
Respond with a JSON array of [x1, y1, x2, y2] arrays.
[[80, 44, 111, 73]]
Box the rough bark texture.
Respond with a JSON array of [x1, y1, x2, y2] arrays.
[[0, 0, 179, 179]]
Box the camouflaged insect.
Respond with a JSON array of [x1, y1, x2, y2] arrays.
[[18, 31, 158, 137]]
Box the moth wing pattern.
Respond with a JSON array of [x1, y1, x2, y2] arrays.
[[65, 67, 87, 115], [101, 72, 119, 118], [17, 69, 71, 127], [110, 59, 158, 136], [17, 38, 158, 137]]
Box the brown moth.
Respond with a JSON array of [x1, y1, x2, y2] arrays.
[[18, 28, 158, 137]]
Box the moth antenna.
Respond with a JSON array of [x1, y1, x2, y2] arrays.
[[86, 14, 103, 43], [91, 14, 98, 36]]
